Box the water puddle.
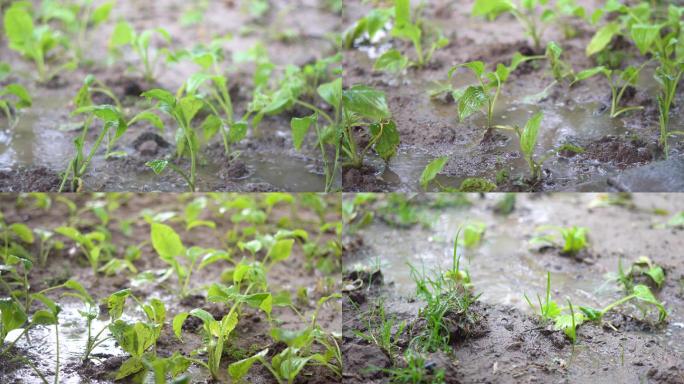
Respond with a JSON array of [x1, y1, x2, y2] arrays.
[[1, 86, 331, 191]]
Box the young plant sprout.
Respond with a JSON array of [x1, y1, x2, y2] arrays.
[[501, 112, 548, 182], [572, 64, 648, 118], [525, 271, 668, 343], [3, 3, 76, 83], [342, 85, 399, 168], [374, 0, 449, 72], [0, 76, 32, 130], [59, 78, 161, 191], [530, 225, 589, 256], [472, 0, 565, 52], [444, 53, 543, 134], [109, 21, 171, 82], [143, 86, 207, 192], [463, 223, 486, 249], [40, 0, 115, 63]]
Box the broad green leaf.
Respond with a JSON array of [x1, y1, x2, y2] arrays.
[[9, 223, 34, 243], [4, 6, 34, 53], [3, 84, 32, 108], [374, 49, 409, 73], [107, 289, 131, 320], [64, 280, 94, 304], [0, 298, 27, 340], [230, 121, 248, 144], [198, 251, 231, 270], [142, 89, 176, 107], [457, 86, 487, 121], [151, 223, 185, 262], [178, 96, 204, 126], [268, 239, 294, 263], [200, 114, 222, 142], [630, 24, 661, 55], [31, 309, 57, 325], [472, 0, 515, 19], [572, 66, 607, 85], [645, 266, 665, 288], [291, 115, 315, 151], [228, 349, 268, 381], [130, 111, 163, 130], [110, 21, 134, 48], [342, 85, 391, 121], [520, 112, 543, 157], [115, 356, 143, 380], [579, 306, 603, 321], [420, 156, 448, 190], [173, 312, 189, 340], [92, 1, 114, 25], [369, 120, 400, 161], [586, 22, 620, 56], [633, 284, 667, 322], [146, 159, 168, 174], [317, 78, 342, 109]]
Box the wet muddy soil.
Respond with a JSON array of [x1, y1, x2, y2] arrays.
[[343, 193, 684, 383], [0, 0, 341, 192], [342, 0, 684, 192], [0, 193, 341, 383]]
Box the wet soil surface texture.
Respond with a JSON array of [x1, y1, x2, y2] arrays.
[[0, 0, 341, 192], [343, 193, 684, 383], [0, 193, 342, 383], [342, 0, 684, 192]]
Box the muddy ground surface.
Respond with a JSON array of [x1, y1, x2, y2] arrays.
[[342, 0, 684, 192], [0, 0, 341, 192], [342, 193, 684, 383], [0, 193, 341, 383]]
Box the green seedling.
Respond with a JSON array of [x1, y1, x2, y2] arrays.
[[383, 351, 445, 384], [444, 54, 542, 133], [655, 62, 684, 158], [342, 85, 399, 168], [502, 111, 550, 182], [175, 283, 273, 380], [530, 225, 589, 256], [524, 272, 561, 321], [342, 7, 393, 49], [374, 0, 449, 71], [463, 223, 486, 249], [472, 0, 561, 52], [445, 230, 471, 286], [573, 64, 647, 118], [142, 353, 192, 384], [142, 86, 207, 192], [108, 292, 168, 380], [354, 301, 406, 364], [109, 21, 171, 82], [229, 294, 342, 384], [55, 226, 113, 273], [0, 77, 32, 129], [615, 256, 666, 291], [150, 222, 231, 297], [40, 0, 114, 63], [580, 284, 668, 324], [494, 194, 516, 216], [187, 72, 248, 159], [243, 54, 342, 190], [409, 235, 477, 352], [34, 229, 64, 268], [3, 3, 76, 83]]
